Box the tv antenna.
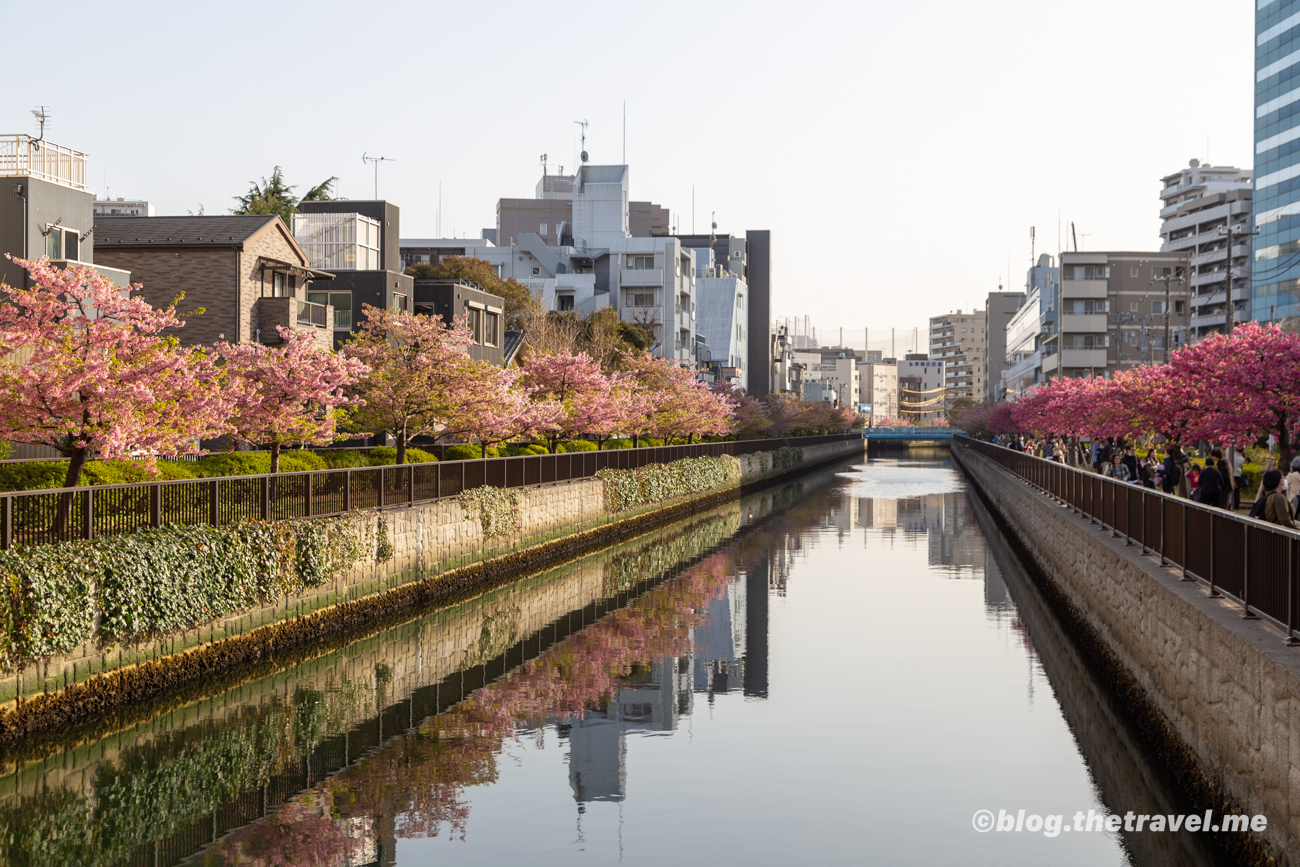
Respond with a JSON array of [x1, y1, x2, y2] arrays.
[[362, 152, 395, 199], [575, 119, 589, 163], [31, 106, 49, 144], [540, 153, 548, 176]]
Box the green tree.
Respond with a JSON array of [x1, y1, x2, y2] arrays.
[[231, 167, 338, 222], [405, 256, 532, 329]]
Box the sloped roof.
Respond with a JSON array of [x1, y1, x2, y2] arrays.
[[93, 215, 280, 248], [502, 330, 525, 366]]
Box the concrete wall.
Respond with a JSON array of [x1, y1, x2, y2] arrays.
[[956, 443, 1300, 863]]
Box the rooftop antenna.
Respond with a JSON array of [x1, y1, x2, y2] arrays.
[[574, 119, 589, 163], [361, 152, 394, 199], [540, 154, 548, 177], [31, 106, 49, 144], [710, 211, 717, 245]]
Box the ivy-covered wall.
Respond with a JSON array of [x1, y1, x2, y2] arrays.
[[0, 513, 381, 672]]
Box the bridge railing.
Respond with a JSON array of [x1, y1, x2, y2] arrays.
[[956, 435, 1300, 644], [0, 434, 859, 550]]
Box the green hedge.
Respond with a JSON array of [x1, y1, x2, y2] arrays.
[[498, 443, 548, 457], [441, 444, 494, 461], [596, 455, 742, 513], [0, 513, 376, 670], [367, 446, 439, 464], [558, 440, 597, 453]]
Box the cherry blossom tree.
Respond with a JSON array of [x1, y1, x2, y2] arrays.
[[216, 327, 369, 473], [343, 304, 480, 464], [0, 257, 232, 497], [518, 351, 620, 452], [455, 365, 564, 457]]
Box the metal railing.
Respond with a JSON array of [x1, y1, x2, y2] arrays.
[[296, 299, 329, 328], [958, 436, 1300, 645], [0, 135, 88, 190], [0, 434, 857, 550]]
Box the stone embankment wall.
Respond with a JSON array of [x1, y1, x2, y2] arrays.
[[3, 439, 864, 708], [955, 443, 1300, 866]]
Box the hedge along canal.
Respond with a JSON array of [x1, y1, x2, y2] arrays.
[[0, 439, 863, 753]]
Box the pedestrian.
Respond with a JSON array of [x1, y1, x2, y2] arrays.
[[1161, 451, 1182, 496], [1187, 463, 1201, 499], [1209, 448, 1235, 510], [1090, 438, 1102, 471], [1121, 445, 1138, 482], [1198, 456, 1225, 509], [1043, 438, 1056, 462], [1259, 470, 1296, 528], [1287, 456, 1300, 515], [1103, 453, 1130, 482]]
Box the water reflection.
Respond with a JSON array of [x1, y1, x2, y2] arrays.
[[0, 455, 1235, 866]]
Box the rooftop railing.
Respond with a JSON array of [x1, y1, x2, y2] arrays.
[[0, 135, 88, 191]]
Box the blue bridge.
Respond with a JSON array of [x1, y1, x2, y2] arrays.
[[861, 427, 961, 442]]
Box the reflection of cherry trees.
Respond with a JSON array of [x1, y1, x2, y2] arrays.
[[209, 551, 739, 862]]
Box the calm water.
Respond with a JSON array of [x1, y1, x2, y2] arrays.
[[0, 454, 1231, 866]]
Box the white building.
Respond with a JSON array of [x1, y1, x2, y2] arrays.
[[401, 164, 699, 364], [898, 357, 945, 423], [93, 196, 154, 217], [860, 359, 898, 423], [694, 244, 749, 390], [1158, 159, 1251, 339]]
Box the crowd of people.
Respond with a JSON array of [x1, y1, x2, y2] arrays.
[[994, 435, 1300, 529]]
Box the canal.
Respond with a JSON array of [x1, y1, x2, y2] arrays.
[[0, 453, 1233, 866]]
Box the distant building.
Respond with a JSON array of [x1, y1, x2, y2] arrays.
[[689, 242, 749, 390], [1045, 251, 1191, 378], [898, 355, 945, 422], [984, 290, 1024, 401], [1158, 160, 1251, 337], [0, 133, 130, 289], [1254, 4, 1300, 324], [94, 214, 334, 350], [928, 310, 986, 408], [410, 279, 506, 365], [93, 196, 155, 217], [860, 359, 898, 422], [297, 199, 413, 345]]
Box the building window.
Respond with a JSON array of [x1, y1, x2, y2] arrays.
[[45, 228, 61, 259], [273, 272, 288, 297], [484, 312, 499, 346], [1069, 265, 1110, 280], [557, 295, 575, 312], [628, 255, 655, 270], [1131, 267, 1139, 277], [467, 307, 482, 342], [1152, 300, 1167, 314], [539, 223, 548, 235], [390, 293, 408, 313], [631, 293, 654, 307], [1155, 266, 1173, 278], [532, 267, 541, 276], [1175, 300, 1186, 315], [1071, 300, 1109, 314]]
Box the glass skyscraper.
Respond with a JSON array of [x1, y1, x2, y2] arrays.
[[1254, 1, 1300, 322]]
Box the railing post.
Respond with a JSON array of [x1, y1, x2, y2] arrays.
[[408, 464, 415, 503], [343, 470, 352, 512], [260, 476, 270, 521], [1159, 498, 1167, 566], [435, 463, 442, 499], [1209, 515, 1221, 597], [305, 473, 313, 518], [151, 483, 162, 527], [1, 495, 11, 550], [209, 480, 220, 527], [1284, 543, 1294, 644], [1243, 526, 1257, 618], [1181, 503, 1191, 580]]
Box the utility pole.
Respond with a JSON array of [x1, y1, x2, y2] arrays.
[[1219, 224, 1259, 333]]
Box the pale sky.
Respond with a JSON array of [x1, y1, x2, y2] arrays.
[[3, 0, 1255, 353]]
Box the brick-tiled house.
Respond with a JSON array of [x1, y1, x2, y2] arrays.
[[93, 215, 334, 349]]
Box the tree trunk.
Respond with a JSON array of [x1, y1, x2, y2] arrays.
[[54, 447, 90, 535], [396, 439, 407, 466], [632, 434, 640, 448], [269, 442, 281, 475], [481, 441, 488, 459]]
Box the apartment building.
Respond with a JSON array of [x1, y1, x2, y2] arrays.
[[1001, 254, 1059, 400], [93, 196, 155, 217], [1044, 251, 1191, 379], [1158, 160, 1251, 337], [928, 309, 987, 408], [1254, 5, 1300, 323], [860, 359, 898, 422], [898, 355, 945, 423], [984, 290, 1024, 402]]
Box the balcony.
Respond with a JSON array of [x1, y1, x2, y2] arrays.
[[1060, 313, 1108, 332], [620, 267, 663, 287], [1062, 348, 1108, 369], [255, 297, 334, 350]]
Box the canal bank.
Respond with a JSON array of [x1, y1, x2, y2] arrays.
[[0, 438, 863, 753], [954, 440, 1297, 867]]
